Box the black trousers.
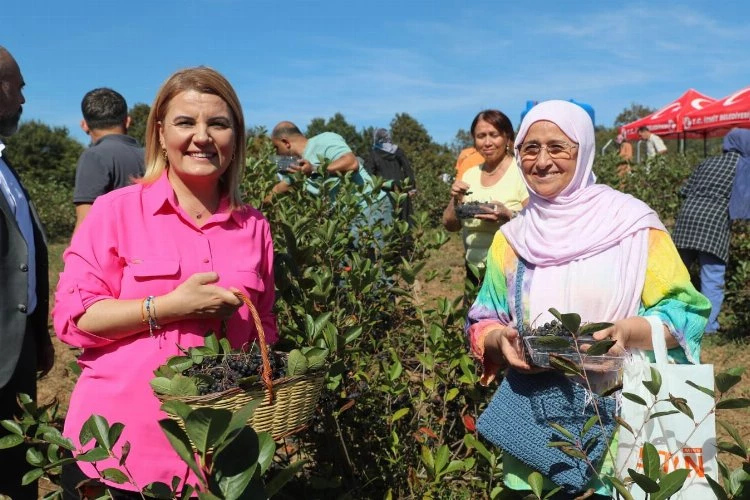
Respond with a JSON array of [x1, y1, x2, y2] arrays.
[[0, 328, 38, 500]]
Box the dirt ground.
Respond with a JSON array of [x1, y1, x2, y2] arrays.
[[37, 235, 749, 491]]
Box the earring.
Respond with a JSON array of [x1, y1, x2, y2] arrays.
[[161, 149, 168, 161]]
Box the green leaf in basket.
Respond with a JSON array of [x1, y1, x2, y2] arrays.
[[287, 349, 309, 376], [548, 308, 581, 335], [584, 339, 616, 356], [533, 336, 571, 349], [152, 374, 199, 397], [166, 356, 195, 374], [219, 337, 232, 355], [153, 364, 177, 379], [204, 332, 221, 354], [185, 407, 232, 455]]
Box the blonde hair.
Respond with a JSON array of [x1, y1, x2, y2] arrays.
[[141, 66, 246, 209]]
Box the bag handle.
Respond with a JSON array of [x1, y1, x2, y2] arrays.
[[644, 315, 668, 366], [234, 292, 275, 402]]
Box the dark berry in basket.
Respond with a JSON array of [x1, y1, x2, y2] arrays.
[[455, 201, 495, 219], [186, 351, 286, 396]]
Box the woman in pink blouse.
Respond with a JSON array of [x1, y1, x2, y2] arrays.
[[53, 67, 278, 496]]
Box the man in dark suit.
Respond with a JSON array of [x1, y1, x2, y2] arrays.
[[0, 45, 55, 500]]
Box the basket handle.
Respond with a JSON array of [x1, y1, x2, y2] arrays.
[[234, 292, 274, 403]]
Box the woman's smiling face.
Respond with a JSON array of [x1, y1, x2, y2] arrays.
[[518, 120, 578, 199], [158, 90, 235, 184]]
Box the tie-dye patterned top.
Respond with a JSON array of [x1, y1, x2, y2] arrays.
[[466, 228, 709, 494]]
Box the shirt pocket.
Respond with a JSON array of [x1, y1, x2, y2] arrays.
[[121, 257, 181, 298], [127, 258, 180, 280]]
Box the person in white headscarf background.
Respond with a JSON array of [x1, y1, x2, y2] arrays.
[[466, 100, 709, 497]]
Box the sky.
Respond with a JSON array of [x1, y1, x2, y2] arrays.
[[4, 0, 749, 148]]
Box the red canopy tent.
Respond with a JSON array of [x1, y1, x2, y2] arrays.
[[619, 89, 716, 140], [682, 86, 750, 137]]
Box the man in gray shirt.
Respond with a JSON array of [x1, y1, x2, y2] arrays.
[[74, 88, 145, 229]]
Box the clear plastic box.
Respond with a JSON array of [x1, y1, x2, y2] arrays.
[[523, 335, 624, 373]]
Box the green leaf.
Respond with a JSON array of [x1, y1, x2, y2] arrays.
[[578, 322, 614, 336], [715, 398, 750, 410], [25, 447, 45, 466], [560, 446, 587, 460], [221, 399, 262, 443], [542, 486, 563, 500], [420, 445, 435, 476], [582, 415, 599, 437], [108, 422, 124, 448], [652, 468, 690, 500], [585, 339, 616, 356], [648, 410, 680, 420], [184, 407, 232, 454], [548, 354, 583, 377], [0, 434, 24, 449], [685, 380, 715, 398], [160, 400, 195, 422], [547, 441, 574, 448], [211, 429, 260, 499], [391, 407, 410, 423], [101, 468, 129, 484], [705, 474, 730, 500], [547, 422, 575, 440], [142, 482, 175, 499], [528, 471, 544, 498], [668, 394, 694, 420], [559, 313, 582, 335], [79, 415, 106, 447], [718, 420, 747, 454], [158, 418, 201, 478], [286, 349, 309, 376], [42, 431, 76, 451], [255, 432, 276, 473], [21, 467, 44, 486], [716, 441, 747, 458], [1, 420, 24, 436], [715, 371, 743, 393], [204, 332, 220, 353], [627, 468, 659, 493], [219, 337, 232, 355], [641, 442, 661, 480], [303, 347, 328, 371], [434, 444, 450, 475], [166, 355, 195, 373], [608, 476, 635, 500], [265, 459, 307, 498], [622, 392, 648, 406], [643, 366, 662, 396], [76, 446, 110, 462]]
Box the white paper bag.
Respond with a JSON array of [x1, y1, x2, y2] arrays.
[[616, 316, 717, 499]]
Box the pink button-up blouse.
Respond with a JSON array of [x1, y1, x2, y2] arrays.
[[53, 172, 277, 490]]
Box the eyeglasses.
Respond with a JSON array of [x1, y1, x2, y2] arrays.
[[517, 141, 579, 161]]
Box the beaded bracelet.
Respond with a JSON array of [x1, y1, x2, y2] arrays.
[[144, 295, 161, 336]]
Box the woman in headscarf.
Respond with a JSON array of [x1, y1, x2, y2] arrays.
[[466, 100, 708, 497], [364, 128, 416, 225], [672, 128, 750, 334]]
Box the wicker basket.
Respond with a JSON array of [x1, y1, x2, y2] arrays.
[[157, 293, 325, 440]]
